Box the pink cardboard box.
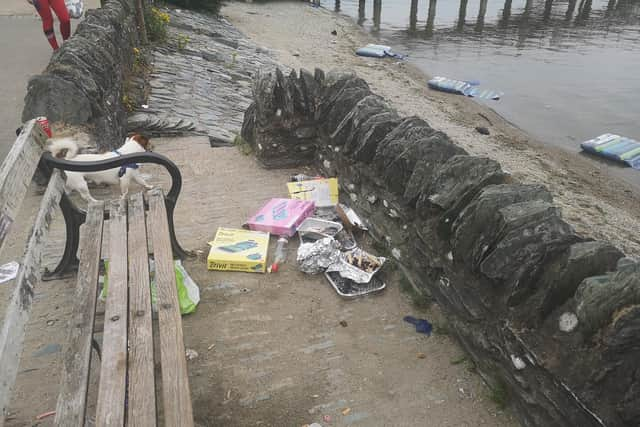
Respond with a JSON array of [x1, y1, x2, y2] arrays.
[[246, 198, 315, 237]]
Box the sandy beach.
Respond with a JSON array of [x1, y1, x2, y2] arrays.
[[223, 1, 640, 258]]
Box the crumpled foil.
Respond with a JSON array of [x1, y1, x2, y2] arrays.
[[326, 248, 386, 283], [297, 237, 341, 274]]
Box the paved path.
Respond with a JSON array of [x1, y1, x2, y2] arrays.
[[2, 136, 516, 426], [0, 0, 99, 159]]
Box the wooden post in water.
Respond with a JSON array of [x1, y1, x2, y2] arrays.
[[524, 0, 534, 13], [358, 0, 366, 24], [373, 0, 382, 31], [410, 0, 419, 32], [543, 0, 554, 21], [426, 0, 437, 35], [565, 0, 577, 19], [501, 0, 512, 26], [457, 0, 468, 31], [577, 0, 593, 21], [475, 0, 488, 32]]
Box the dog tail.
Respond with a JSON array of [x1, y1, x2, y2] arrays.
[[47, 138, 79, 159]]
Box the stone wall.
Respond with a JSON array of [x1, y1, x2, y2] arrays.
[[22, 0, 138, 150], [242, 68, 640, 427]]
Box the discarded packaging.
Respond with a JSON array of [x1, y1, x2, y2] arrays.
[[325, 248, 385, 284], [297, 237, 341, 274], [356, 44, 405, 59], [287, 177, 339, 207], [334, 229, 357, 250], [428, 76, 503, 100], [313, 206, 341, 222], [298, 217, 343, 244], [403, 316, 433, 335], [290, 173, 322, 182], [269, 237, 289, 273], [101, 259, 200, 315], [208, 227, 269, 273], [325, 271, 386, 299], [0, 261, 19, 284], [185, 348, 199, 360], [246, 198, 315, 237], [336, 203, 368, 231]]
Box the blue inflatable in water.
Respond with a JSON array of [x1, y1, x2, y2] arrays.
[[581, 134, 640, 169], [428, 76, 503, 100]]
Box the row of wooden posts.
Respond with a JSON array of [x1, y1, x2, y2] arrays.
[[324, 0, 620, 32]]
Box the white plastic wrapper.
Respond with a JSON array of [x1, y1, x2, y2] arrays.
[[0, 261, 19, 284], [65, 0, 84, 19], [296, 237, 341, 274]]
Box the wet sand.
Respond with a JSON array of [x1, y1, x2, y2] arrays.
[[223, 0, 640, 257]]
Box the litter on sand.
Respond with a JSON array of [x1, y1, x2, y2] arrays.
[[356, 44, 405, 59], [0, 261, 19, 284], [101, 259, 200, 315], [336, 203, 368, 231], [428, 76, 503, 100], [297, 237, 342, 274], [580, 133, 640, 169], [208, 228, 269, 273], [298, 217, 343, 244], [245, 198, 315, 237], [287, 177, 339, 207], [325, 271, 386, 299], [403, 316, 433, 335]]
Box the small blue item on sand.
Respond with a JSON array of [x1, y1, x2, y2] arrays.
[[428, 76, 503, 100], [403, 316, 433, 335], [356, 44, 405, 59], [580, 134, 640, 170]]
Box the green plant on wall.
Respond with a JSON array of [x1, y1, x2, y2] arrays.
[[145, 6, 170, 42], [177, 34, 190, 50]]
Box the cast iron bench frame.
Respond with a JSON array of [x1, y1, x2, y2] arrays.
[[0, 120, 194, 426]]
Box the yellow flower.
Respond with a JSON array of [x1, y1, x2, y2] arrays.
[[133, 47, 140, 55]]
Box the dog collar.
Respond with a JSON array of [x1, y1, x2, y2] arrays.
[[112, 150, 139, 177]]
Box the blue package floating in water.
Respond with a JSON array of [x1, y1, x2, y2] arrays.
[[356, 44, 405, 59], [581, 133, 640, 170], [428, 76, 503, 100]]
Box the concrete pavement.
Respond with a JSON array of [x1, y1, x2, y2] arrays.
[[0, 0, 99, 159]]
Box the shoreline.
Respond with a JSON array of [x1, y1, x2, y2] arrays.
[[223, 1, 640, 257]]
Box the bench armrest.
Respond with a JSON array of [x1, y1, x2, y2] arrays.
[[39, 151, 191, 275], [40, 151, 183, 205]]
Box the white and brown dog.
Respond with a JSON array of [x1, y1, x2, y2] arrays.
[[48, 134, 154, 203]]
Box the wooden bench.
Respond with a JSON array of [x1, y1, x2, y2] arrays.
[[0, 120, 194, 426]]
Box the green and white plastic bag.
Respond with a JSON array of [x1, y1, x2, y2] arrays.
[[100, 259, 200, 315]]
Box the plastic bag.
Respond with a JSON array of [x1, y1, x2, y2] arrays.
[[65, 0, 84, 19], [100, 259, 200, 315]]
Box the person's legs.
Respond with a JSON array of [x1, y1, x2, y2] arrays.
[[49, 0, 71, 41], [33, 0, 59, 50]]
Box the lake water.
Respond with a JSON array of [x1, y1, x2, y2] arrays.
[[330, 0, 640, 185]]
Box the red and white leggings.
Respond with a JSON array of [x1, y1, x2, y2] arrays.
[[32, 0, 70, 50]]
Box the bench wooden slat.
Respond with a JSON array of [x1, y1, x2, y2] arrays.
[[54, 201, 105, 426], [0, 120, 47, 255], [0, 171, 64, 426], [96, 200, 128, 426], [147, 190, 194, 427], [127, 193, 157, 426]]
